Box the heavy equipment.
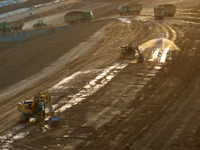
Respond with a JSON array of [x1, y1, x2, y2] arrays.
[[154, 5, 165, 20], [119, 43, 144, 63], [17, 91, 59, 127], [17, 99, 46, 123], [0, 20, 24, 32], [64, 11, 93, 24], [118, 4, 143, 15], [163, 4, 176, 17], [33, 19, 47, 28]]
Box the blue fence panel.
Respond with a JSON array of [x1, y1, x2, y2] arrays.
[[0, 25, 70, 43]]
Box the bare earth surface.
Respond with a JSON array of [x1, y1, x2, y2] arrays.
[[0, 0, 200, 149]]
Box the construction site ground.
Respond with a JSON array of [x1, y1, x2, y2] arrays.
[[0, 0, 200, 149]]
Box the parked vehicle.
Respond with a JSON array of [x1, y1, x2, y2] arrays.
[[163, 4, 176, 17], [154, 5, 165, 20], [118, 4, 143, 15], [0, 20, 24, 32], [64, 11, 93, 24], [33, 19, 47, 28]]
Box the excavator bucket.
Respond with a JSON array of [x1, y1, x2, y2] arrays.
[[137, 54, 144, 63]]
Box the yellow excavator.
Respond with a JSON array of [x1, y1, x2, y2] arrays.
[[17, 91, 59, 127], [119, 42, 144, 63]]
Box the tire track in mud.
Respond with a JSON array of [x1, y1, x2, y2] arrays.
[[82, 22, 178, 129], [0, 16, 178, 149], [130, 38, 200, 149], [81, 21, 181, 149], [52, 62, 129, 114]]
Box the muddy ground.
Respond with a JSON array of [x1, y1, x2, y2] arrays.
[[0, 0, 200, 149]]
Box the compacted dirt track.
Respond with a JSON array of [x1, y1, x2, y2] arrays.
[[0, 0, 200, 149]]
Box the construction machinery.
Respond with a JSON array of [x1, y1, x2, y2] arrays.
[[118, 4, 143, 15], [17, 99, 46, 123], [0, 20, 24, 32], [33, 19, 47, 28], [119, 43, 144, 63], [64, 11, 93, 24], [17, 91, 59, 127], [154, 5, 165, 20], [163, 4, 176, 17]]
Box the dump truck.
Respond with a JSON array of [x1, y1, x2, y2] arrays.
[[0, 20, 24, 32], [64, 11, 93, 24], [163, 4, 176, 17], [118, 4, 143, 15], [154, 5, 165, 20]]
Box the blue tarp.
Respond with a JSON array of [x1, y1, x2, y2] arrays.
[[0, 25, 71, 43], [0, 0, 66, 19], [0, 0, 30, 7]]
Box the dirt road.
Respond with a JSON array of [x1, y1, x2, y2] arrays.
[[0, 0, 200, 149]]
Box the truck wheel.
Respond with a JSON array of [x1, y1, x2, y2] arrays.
[[20, 114, 27, 123]]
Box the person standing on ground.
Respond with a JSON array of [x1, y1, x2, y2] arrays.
[[46, 91, 53, 114], [31, 96, 39, 113]]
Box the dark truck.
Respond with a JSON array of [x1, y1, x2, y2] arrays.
[[154, 5, 165, 20], [163, 4, 176, 17], [64, 11, 93, 24], [0, 20, 24, 32]]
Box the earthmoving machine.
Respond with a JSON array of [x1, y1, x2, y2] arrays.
[[33, 19, 47, 28], [17, 91, 59, 127], [154, 5, 165, 20], [163, 4, 176, 17], [118, 4, 143, 15], [119, 43, 144, 63], [18, 99, 46, 123], [64, 11, 93, 24], [0, 20, 24, 32]]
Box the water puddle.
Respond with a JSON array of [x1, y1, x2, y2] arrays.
[[149, 48, 160, 61], [133, 16, 148, 22], [160, 46, 170, 63], [154, 66, 162, 70], [146, 73, 156, 77], [118, 18, 131, 24], [51, 70, 94, 90]]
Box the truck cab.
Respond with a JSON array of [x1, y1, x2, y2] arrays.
[[82, 11, 93, 20]]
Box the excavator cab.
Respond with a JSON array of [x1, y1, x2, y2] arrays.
[[18, 99, 46, 123], [119, 42, 144, 63], [119, 43, 135, 59]]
